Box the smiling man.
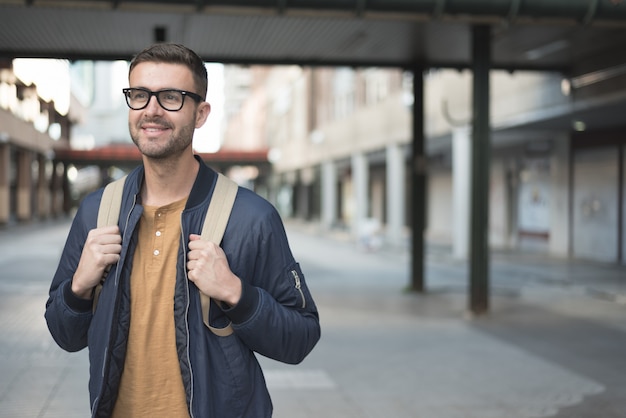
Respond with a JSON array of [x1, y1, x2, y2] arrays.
[[45, 43, 320, 418]]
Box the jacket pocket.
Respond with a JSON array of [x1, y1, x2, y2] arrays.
[[286, 262, 312, 310], [208, 333, 260, 413], [290, 268, 306, 309]]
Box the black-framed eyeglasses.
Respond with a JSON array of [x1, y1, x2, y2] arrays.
[[122, 87, 203, 111]]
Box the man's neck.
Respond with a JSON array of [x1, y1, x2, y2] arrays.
[[141, 154, 199, 207]]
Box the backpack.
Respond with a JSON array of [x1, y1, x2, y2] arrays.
[[94, 173, 238, 337]]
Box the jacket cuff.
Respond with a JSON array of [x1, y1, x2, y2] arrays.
[[223, 280, 258, 324], [63, 281, 94, 313]]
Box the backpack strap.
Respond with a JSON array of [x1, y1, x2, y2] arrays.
[[199, 173, 239, 337], [97, 175, 127, 228], [93, 175, 127, 313]]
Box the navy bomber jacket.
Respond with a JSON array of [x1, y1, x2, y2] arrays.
[[45, 156, 321, 418]]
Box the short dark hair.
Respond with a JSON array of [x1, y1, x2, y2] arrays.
[[129, 43, 208, 100]]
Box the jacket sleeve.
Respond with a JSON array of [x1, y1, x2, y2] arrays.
[[222, 198, 321, 364], [45, 195, 98, 352]]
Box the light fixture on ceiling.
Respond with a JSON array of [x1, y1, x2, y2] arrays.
[[154, 26, 167, 43], [524, 40, 569, 61], [573, 120, 586, 132], [570, 63, 626, 89], [560, 78, 571, 96]]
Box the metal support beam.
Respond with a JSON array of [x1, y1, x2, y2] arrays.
[[410, 65, 426, 293], [618, 144, 624, 264], [469, 24, 491, 315]]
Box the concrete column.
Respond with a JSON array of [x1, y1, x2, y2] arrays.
[[549, 133, 571, 257], [469, 24, 491, 315], [452, 126, 471, 260], [295, 179, 309, 221], [16, 150, 32, 221], [386, 143, 406, 248], [0, 144, 9, 224], [37, 154, 50, 219], [411, 65, 426, 292], [267, 172, 281, 213], [622, 144, 626, 265], [351, 152, 369, 238], [49, 161, 61, 217], [62, 163, 72, 215], [321, 160, 337, 230]]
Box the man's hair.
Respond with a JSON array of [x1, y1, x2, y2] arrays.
[[129, 43, 208, 100]]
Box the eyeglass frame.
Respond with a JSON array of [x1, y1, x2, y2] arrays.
[[122, 87, 204, 112]]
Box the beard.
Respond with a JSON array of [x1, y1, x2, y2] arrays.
[[129, 116, 196, 160]]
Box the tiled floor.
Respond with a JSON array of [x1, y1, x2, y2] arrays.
[[1, 219, 625, 418]]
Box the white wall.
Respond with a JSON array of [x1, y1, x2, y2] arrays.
[[572, 147, 620, 262], [549, 135, 571, 257], [426, 168, 453, 244], [489, 158, 511, 248]]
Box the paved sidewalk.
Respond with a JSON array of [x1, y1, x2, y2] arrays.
[[1, 219, 625, 417]]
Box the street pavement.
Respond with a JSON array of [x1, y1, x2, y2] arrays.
[[0, 218, 625, 418]]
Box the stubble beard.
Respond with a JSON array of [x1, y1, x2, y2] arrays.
[[130, 117, 196, 160]]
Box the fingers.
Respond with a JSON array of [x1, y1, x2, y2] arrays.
[[90, 226, 122, 244], [185, 237, 241, 305], [187, 236, 220, 253], [99, 245, 122, 265], [72, 226, 123, 298], [85, 227, 122, 260], [187, 241, 224, 285]]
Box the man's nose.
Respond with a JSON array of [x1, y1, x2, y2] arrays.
[[144, 94, 163, 112]]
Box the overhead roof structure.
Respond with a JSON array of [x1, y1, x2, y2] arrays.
[[1, 0, 624, 135], [0, 0, 626, 77]]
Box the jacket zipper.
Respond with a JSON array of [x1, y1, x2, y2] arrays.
[[291, 270, 306, 309], [180, 212, 195, 418], [93, 193, 137, 417]]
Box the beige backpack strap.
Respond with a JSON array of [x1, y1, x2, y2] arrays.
[[93, 175, 128, 313], [200, 173, 239, 337], [97, 176, 127, 228]]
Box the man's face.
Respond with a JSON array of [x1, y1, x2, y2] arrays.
[[127, 62, 210, 160]]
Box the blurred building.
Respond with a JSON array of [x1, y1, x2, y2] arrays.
[[222, 65, 626, 265], [70, 61, 130, 150], [0, 59, 76, 225]]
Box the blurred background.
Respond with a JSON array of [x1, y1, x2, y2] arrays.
[[1, 1, 626, 417], [2, 1, 626, 270]]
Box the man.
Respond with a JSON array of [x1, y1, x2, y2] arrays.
[[45, 43, 321, 418]]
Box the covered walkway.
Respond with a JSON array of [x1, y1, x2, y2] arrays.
[[1, 0, 626, 313]]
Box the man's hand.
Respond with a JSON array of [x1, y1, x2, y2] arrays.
[[71, 226, 122, 300], [187, 234, 242, 307]]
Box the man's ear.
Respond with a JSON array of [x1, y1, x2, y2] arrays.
[[195, 101, 211, 129]]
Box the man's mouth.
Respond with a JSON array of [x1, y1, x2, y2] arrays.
[[141, 123, 171, 133]]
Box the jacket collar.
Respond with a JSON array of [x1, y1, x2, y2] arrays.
[[187, 154, 218, 209], [127, 154, 218, 210]]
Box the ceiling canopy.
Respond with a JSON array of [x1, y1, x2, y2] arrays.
[[1, 0, 626, 77]]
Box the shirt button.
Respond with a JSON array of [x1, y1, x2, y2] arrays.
[[156, 231, 162, 237], [153, 250, 160, 256]]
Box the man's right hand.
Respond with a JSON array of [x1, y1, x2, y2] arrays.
[[71, 225, 122, 300]]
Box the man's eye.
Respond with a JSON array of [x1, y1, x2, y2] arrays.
[[132, 91, 148, 100], [163, 92, 180, 101]]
